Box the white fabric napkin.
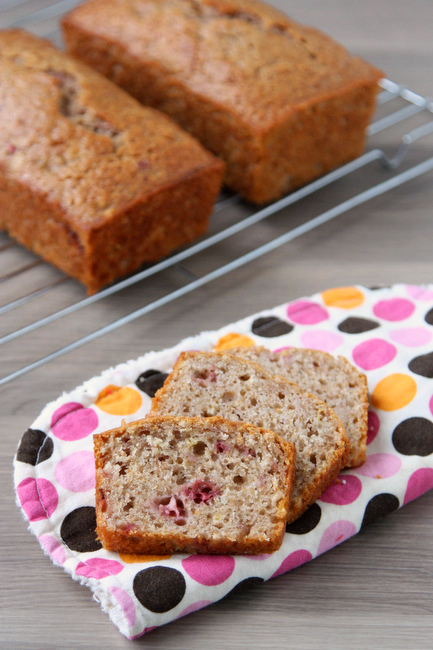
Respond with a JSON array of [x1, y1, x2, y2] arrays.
[[14, 284, 433, 639]]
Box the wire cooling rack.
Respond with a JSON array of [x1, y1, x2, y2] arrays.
[[1, 1, 433, 386]]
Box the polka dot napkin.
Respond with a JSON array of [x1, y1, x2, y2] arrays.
[[13, 284, 433, 639]]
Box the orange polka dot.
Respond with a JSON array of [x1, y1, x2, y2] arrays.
[[95, 385, 142, 415], [119, 552, 172, 563], [322, 286, 365, 309], [214, 332, 255, 352], [371, 373, 417, 411]]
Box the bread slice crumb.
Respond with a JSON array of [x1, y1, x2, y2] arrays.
[[94, 414, 296, 555]]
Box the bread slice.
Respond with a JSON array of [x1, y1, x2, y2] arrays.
[[94, 415, 296, 555], [151, 351, 349, 523], [228, 346, 368, 467]]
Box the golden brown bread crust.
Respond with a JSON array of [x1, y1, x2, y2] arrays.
[[95, 526, 285, 556], [94, 415, 296, 555], [63, 0, 383, 203], [95, 529, 284, 555], [0, 29, 224, 293], [150, 351, 350, 523]]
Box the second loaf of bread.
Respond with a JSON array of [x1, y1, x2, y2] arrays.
[[63, 0, 383, 203]]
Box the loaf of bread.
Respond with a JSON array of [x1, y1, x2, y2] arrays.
[[228, 345, 368, 467], [63, 0, 383, 204], [94, 415, 296, 554], [150, 351, 349, 523], [0, 29, 224, 294]]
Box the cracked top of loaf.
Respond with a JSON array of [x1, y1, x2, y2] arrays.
[[0, 28, 222, 228], [63, 0, 383, 129]]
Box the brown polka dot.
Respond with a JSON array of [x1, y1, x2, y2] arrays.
[[408, 352, 433, 379], [135, 370, 168, 397], [361, 493, 400, 529], [60, 506, 102, 552], [16, 429, 53, 465], [338, 317, 379, 334], [392, 417, 433, 456], [251, 316, 293, 337], [425, 307, 433, 326], [133, 566, 186, 613], [286, 503, 321, 534], [226, 577, 264, 597]]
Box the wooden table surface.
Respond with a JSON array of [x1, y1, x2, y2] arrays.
[[1, 1, 433, 648]]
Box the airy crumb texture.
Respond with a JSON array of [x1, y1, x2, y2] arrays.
[[229, 346, 369, 467], [151, 351, 349, 523], [0, 29, 223, 294], [94, 415, 296, 555], [63, 0, 383, 203]]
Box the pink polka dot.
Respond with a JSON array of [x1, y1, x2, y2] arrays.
[[271, 549, 312, 578], [51, 402, 84, 428], [352, 338, 397, 370], [405, 285, 433, 301], [109, 586, 136, 627], [17, 478, 58, 521], [389, 327, 432, 347], [286, 300, 328, 325], [182, 555, 235, 586], [300, 330, 344, 352], [320, 475, 362, 505], [367, 411, 380, 444], [247, 553, 271, 561], [403, 468, 433, 505], [51, 405, 98, 441], [429, 395, 433, 417], [177, 600, 213, 619], [354, 453, 402, 479], [317, 520, 357, 555], [373, 298, 415, 321], [39, 535, 66, 565], [75, 558, 124, 580], [54, 451, 95, 492]]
